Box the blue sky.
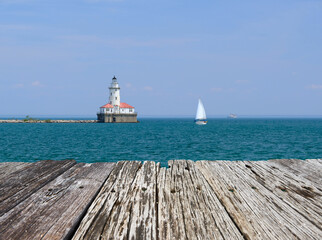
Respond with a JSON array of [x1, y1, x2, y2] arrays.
[[0, 0, 321, 117]]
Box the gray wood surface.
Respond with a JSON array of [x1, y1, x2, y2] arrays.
[[72, 161, 159, 240], [0, 162, 31, 181], [240, 160, 322, 229], [267, 159, 322, 186], [158, 160, 243, 240], [196, 160, 322, 240], [0, 159, 321, 240], [0, 162, 115, 240], [0, 160, 76, 216]]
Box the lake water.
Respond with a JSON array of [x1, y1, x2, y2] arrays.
[[0, 118, 321, 167]]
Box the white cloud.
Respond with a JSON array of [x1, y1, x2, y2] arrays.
[[13, 83, 24, 88], [143, 86, 153, 91], [32, 81, 41, 86], [0, 24, 33, 31], [308, 84, 322, 90], [58, 35, 101, 42], [57, 35, 198, 48], [235, 80, 249, 84], [211, 87, 223, 92], [84, 0, 124, 2], [125, 83, 132, 88], [211, 86, 255, 94], [227, 88, 237, 92], [0, 0, 30, 3]]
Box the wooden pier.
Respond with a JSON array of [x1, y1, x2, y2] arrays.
[[0, 159, 321, 239]]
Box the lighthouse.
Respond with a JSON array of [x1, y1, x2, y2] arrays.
[[109, 76, 120, 110], [97, 76, 138, 123]]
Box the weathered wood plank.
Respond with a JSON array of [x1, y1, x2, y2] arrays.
[[0, 162, 115, 240], [157, 160, 190, 239], [0, 162, 31, 181], [239, 160, 322, 229], [126, 161, 158, 240], [0, 160, 76, 216], [306, 158, 322, 166], [72, 161, 146, 240], [157, 167, 170, 238], [196, 160, 322, 240], [267, 159, 322, 186], [185, 160, 244, 240], [158, 160, 243, 240], [0, 159, 321, 240]]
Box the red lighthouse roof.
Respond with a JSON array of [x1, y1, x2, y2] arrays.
[[100, 102, 134, 109], [100, 103, 113, 108], [120, 102, 134, 108]]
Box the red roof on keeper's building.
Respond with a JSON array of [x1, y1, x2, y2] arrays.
[[100, 103, 113, 108], [100, 102, 134, 109], [120, 102, 134, 108]]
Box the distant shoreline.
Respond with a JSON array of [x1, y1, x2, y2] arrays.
[[1, 117, 322, 123], [0, 119, 97, 123], [1, 115, 322, 120]]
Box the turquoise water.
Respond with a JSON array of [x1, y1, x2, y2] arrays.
[[0, 119, 321, 167]]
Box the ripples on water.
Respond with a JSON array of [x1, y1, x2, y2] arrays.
[[0, 119, 321, 167]]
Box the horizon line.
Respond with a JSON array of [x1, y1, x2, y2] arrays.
[[1, 114, 322, 119]]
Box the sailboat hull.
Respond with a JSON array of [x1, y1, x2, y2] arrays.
[[195, 120, 207, 125]]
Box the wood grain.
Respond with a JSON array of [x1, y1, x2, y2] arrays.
[[72, 161, 144, 240], [0, 162, 115, 240], [158, 160, 244, 240], [0, 160, 76, 216], [0, 159, 321, 240], [0, 162, 31, 181], [239, 160, 322, 229], [267, 159, 322, 186], [196, 160, 322, 240]]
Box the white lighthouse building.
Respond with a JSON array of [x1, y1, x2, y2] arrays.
[[109, 76, 120, 109], [97, 76, 137, 123]]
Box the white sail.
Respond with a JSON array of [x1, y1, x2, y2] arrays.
[[195, 99, 207, 120]]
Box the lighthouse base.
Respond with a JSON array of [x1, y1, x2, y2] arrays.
[[97, 113, 138, 123]]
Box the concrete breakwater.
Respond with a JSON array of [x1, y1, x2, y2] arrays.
[[0, 119, 97, 123], [0, 159, 321, 239]]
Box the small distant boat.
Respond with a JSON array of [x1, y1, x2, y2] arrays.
[[228, 113, 237, 119], [195, 99, 207, 125]]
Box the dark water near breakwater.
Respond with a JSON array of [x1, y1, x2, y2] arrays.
[[0, 118, 321, 167]]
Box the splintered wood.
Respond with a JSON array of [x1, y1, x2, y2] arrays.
[[0, 159, 321, 240], [157, 160, 243, 240], [196, 160, 322, 239], [0, 161, 115, 240], [72, 161, 158, 240]]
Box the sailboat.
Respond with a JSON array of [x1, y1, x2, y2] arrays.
[[228, 113, 237, 119], [195, 99, 207, 125]]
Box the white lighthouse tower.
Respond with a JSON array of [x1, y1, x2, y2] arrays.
[[109, 76, 121, 113], [97, 76, 137, 123]]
